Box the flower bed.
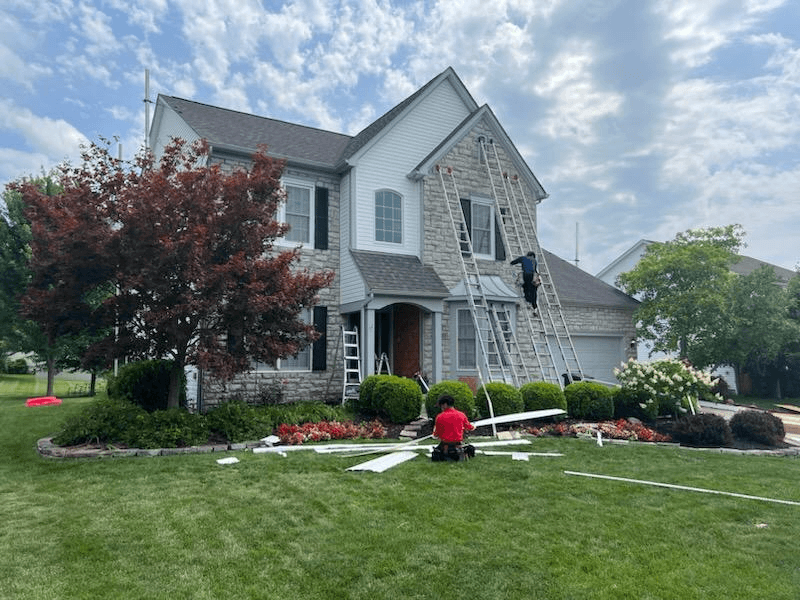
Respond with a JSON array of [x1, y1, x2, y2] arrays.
[[526, 418, 672, 443], [276, 420, 386, 445]]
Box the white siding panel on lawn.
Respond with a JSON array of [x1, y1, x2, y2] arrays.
[[150, 104, 200, 162], [571, 335, 624, 384], [352, 81, 472, 256]]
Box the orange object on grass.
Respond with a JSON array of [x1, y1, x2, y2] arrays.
[[26, 396, 62, 407]]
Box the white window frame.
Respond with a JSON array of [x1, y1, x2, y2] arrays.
[[251, 309, 312, 372], [278, 179, 314, 246], [470, 196, 494, 259], [374, 189, 403, 244], [456, 304, 511, 370]]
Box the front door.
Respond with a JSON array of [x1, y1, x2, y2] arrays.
[[393, 304, 420, 378]]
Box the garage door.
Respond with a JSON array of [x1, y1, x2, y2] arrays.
[[570, 335, 624, 384]]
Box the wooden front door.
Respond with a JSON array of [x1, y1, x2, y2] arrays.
[[393, 304, 420, 378]]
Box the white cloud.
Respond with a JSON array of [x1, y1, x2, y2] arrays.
[[533, 41, 623, 144], [0, 99, 89, 162]]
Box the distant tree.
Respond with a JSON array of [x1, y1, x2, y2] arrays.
[[618, 225, 745, 368], [0, 185, 33, 356], [16, 139, 334, 407], [715, 266, 799, 395], [12, 176, 110, 395]]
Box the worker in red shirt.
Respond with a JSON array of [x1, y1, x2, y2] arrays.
[[432, 394, 476, 461]]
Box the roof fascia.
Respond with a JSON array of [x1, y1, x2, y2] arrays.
[[595, 239, 654, 279], [410, 105, 548, 202]]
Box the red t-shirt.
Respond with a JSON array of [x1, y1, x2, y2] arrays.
[[433, 407, 475, 443]]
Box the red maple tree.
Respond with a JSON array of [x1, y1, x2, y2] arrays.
[[18, 139, 334, 407]]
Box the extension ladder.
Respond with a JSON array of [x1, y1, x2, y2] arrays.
[[481, 139, 583, 386]]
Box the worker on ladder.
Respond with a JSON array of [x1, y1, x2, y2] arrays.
[[511, 251, 540, 311]]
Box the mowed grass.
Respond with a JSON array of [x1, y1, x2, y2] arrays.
[[2, 374, 800, 599]]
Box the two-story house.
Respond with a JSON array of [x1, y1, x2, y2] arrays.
[[148, 67, 638, 410]]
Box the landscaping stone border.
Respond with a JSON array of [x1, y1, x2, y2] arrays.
[[37, 435, 800, 459]]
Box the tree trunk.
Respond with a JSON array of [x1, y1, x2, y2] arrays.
[[89, 371, 97, 396], [167, 360, 184, 409], [46, 355, 55, 397]]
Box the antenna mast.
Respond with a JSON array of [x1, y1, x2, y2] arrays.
[[574, 222, 580, 267], [144, 69, 152, 149]]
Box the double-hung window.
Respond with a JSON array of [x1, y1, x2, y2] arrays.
[[252, 309, 312, 372], [456, 305, 508, 370], [375, 190, 402, 244], [284, 183, 312, 244]]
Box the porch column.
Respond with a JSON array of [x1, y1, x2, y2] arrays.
[[432, 310, 443, 384], [363, 305, 376, 377]]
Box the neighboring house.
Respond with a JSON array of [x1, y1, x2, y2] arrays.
[[149, 67, 638, 410], [597, 238, 798, 392]]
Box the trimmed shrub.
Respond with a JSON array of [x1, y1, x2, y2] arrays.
[[374, 375, 423, 423], [565, 381, 614, 420], [206, 399, 261, 443], [107, 360, 186, 412], [476, 382, 523, 418], [133, 408, 209, 448], [671, 413, 732, 447], [519, 382, 567, 413], [730, 410, 785, 447], [53, 396, 146, 446], [613, 386, 657, 421], [354, 374, 389, 415], [425, 380, 476, 420]]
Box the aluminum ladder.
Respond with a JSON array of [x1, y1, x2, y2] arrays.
[[481, 139, 584, 387], [342, 327, 362, 404]]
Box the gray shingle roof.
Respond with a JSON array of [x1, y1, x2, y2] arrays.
[[543, 249, 640, 309], [159, 95, 352, 168], [350, 250, 449, 297]]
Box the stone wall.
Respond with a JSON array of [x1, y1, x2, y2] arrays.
[[196, 155, 346, 411]]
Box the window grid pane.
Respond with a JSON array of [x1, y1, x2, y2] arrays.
[[375, 191, 402, 243], [457, 309, 476, 369], [286, 185, 310, 242], [472, 203, 491, 255]]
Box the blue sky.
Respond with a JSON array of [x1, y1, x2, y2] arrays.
[[2, 0, 799, 275]]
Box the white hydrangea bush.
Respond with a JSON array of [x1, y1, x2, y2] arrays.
[[614, 358, 721, 417]]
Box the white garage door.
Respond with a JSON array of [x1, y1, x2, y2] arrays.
[[570, 335, 624, 384]]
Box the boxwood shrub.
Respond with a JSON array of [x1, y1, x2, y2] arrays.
[[730, 410, 785, 447], [206, 399, 262, 443], [519, 381, 566, 412], [354, 374, 389, 415], [476, 382, 523, 418], [107, 359, 186, 412], [565, 381, 614, 420], [53, 396, 147, 446], [374, 375, 423, 423], [425, 380, 476, 420]]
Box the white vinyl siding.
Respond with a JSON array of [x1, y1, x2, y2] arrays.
[[350, 81, 471, 256]]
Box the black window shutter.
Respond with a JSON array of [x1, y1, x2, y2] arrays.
[[494, 214, 506, 261], [314, 187, 329, 250], [460, 198, 472, 236], [312, 306, 327, 371]]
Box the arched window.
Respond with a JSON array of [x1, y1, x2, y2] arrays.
[[374, 190, 402, 243]]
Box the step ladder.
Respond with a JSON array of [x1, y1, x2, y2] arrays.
[[482, 139, 583, 386], [342, 327, 362, 404]]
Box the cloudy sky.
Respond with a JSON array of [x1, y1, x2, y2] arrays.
[[2, 0, 799, 275]]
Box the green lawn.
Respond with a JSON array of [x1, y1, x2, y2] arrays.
[[2, 374, 800, 599]]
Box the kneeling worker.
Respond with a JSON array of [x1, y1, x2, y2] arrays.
[[432, 394, 476, 461]]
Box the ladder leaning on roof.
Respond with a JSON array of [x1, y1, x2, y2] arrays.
[[341, 326, 362, 405], [481, 138, 583, 387]]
